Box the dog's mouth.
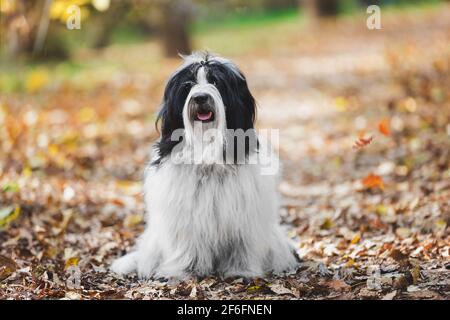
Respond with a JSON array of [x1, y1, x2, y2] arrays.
[[190, 93, 215, 123], [196, 111, 214, 122]]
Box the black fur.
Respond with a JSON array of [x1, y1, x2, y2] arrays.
[[153, 54, 257, 165]]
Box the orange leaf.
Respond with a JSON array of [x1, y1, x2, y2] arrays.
[[362, 173, 385, 191], [378, 119, 390, 136]]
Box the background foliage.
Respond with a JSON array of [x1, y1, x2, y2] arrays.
[[0, 0, 449, 300]]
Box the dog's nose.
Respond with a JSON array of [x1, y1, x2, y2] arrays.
[[192, 93, 209, 105]]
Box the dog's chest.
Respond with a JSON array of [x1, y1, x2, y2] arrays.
[[153, 163, 258, 223]]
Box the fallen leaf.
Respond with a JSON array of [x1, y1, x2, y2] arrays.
[[2, 182, 20, 193], [396, 227, 412, 238], [124, 214, 143, 228], [65, 257, 79, 270], [189, 285, 197, 298], [25, 69, 49, 93], [353, 134, 373, 149], [0, 205, 21, 228], [334, 96, 349, 112], [0, 255, 17, 280], [381, 290, 397, 300], [351, 233, 361, 244], [64, 291, 82, 300], [320, 218, 334, 230], [53, 209, 74, 235], [246, 285, 262, 293], [324, 279, 351, 292], [390, 249, 409, 263], [359, 287, 379, 298], [393, 275, 411, 290], [346, 259, 356, 267], [378, 119, 391, 136], [362, 173, 385, 191], [269, 283, 293, 295], [407, 285, 421, 292], [410, 265, 421, 285]]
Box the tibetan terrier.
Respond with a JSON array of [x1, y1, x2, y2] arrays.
[[111, 52, 298, 279]]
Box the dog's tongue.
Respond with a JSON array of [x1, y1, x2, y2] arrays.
[[197, 111, 212, 121]]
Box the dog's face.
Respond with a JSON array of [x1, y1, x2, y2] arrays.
[[155, 53, 256, 162]]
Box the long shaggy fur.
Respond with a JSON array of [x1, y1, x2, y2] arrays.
[[111, 52, 298, 279]]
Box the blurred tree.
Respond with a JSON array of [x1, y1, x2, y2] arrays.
[[358, 0, 380, 6], [0, 0, 93, 59], [0, 0, 193, 59], [33, 0, 52, 54], [89, 0, 129, 48], [1, 0, 44, 57], [159, 0, 192, 57], [263, 0, 298, 10], [300, 0, 340, 17]]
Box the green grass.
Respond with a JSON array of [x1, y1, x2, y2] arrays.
[[340, 0, 444, 16], [385, 0, 443, 9], [192, 8, 301, 34], [193, 8, 305, 56], [110, 24, 148, 45]]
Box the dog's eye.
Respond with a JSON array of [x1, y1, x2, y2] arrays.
[[182, 81, 195, 87], [209, 76, 217, 86]]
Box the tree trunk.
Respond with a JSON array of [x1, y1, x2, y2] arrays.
[[301, 0, 340, 18], [358, 0, 380, 7], [160, 0, 192, 57], [91, 1, 130, 49], [3, 0, 68, 60], [4, 0, 41, 57], [33, 0, 52, 54]]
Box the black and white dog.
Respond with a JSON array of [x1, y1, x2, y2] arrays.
[[111, 52, 298, 279]]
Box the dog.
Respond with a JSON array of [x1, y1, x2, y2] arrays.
[[111, 52, 298, 279]]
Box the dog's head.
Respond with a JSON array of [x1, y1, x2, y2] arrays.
[[155, 52, 257, 163]]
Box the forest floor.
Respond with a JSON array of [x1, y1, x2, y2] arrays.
[[0, 6, 449, 299]]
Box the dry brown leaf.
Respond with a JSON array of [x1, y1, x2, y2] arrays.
[[269, 283, 294, 295], [0, 255, 17, 281], [382, 291, 397, 300], [353, 134, 373, 149], [325, 279, 351, 292]]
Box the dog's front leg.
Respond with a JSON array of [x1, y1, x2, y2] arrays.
[[111, 230, 161, 278], [110, 251, 138, 275]]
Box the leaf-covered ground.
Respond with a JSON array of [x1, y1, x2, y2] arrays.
[[1, 7, 449, 300]]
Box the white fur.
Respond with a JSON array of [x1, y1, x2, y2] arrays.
[[111, 53, 298, 279], [111, 153, 298, 279], [177, 52, 243, 79]]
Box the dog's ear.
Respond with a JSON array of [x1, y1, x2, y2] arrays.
[[207, 63, 257, 131], [154, 104, 184, 164], [156, 78, 184, 137], [154, 70, 191, 163], [206, 62, 258, 161], [228, 71, 258, 160], [233, 70, 256, 131]]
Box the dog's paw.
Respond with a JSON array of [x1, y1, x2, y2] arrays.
[[110, 252, 137, 275]]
